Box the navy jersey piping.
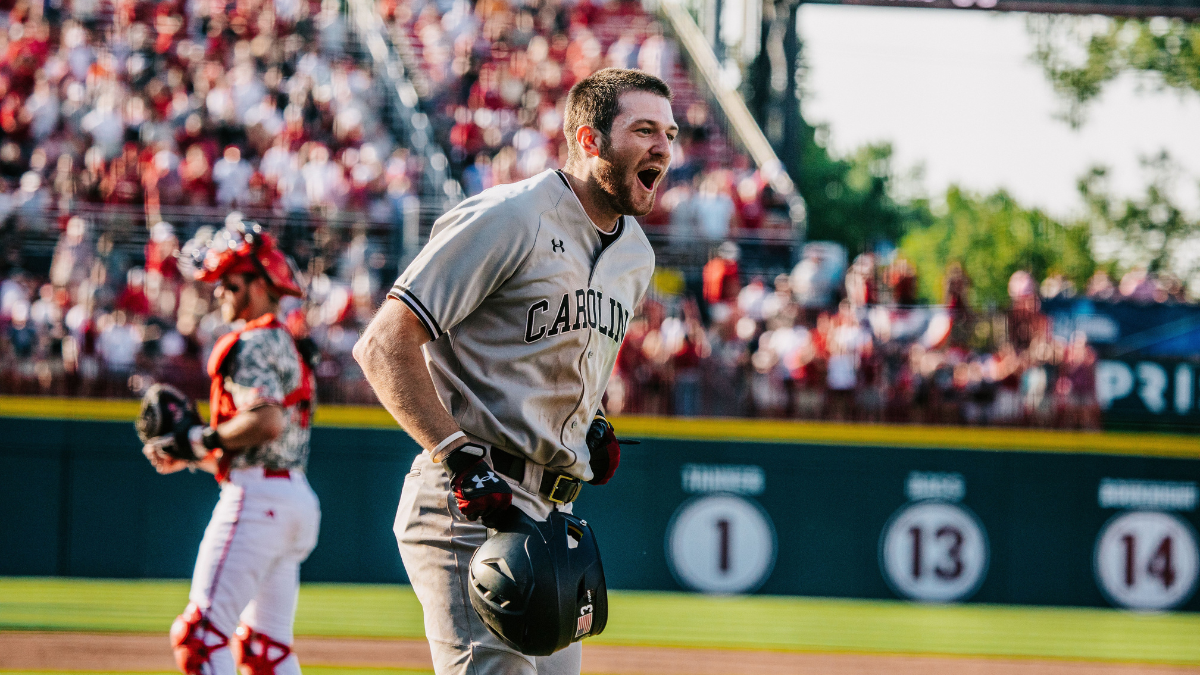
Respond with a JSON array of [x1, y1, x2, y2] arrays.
[[387, 285, 443, 341]]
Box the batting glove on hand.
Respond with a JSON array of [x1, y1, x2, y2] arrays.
[[444, 444, 512, 524], [586, 413, 621, 486]]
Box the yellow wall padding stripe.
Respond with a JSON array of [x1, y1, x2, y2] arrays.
[[0, 397, 145, 421], [610, 416, 1200, 459], [1, 396, 1196, 459]]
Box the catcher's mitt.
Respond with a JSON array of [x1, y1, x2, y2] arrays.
[[136, 384, 203, 460]]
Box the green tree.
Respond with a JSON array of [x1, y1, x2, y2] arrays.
[[795, 128, 931, 255], [1028, 15, 1200, 128], [899, 186, 1096, 306], [1080, 151, 1200, 289]]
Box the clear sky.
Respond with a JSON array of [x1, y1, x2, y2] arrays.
[[796, 5, 1200, 219]]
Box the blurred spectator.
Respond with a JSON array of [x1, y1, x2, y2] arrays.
[[792, 242, 845, 309], [1086, 270, 1116, 300], [212, 146, 253, 207], [845, 253, 877, 308], [1119, 267, 1157, 302], [1040, 274, 1075, 300], [1008, 270, 1042, 350], [694, 174, 735, 242], [382, 0, 767, 247], [889, 257, 918, 305], [702, 241, 740, 308], [1056, 331, 1099, 429]]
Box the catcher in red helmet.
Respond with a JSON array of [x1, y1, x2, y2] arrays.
[[190, 216, 305, 301], [141, 216, 320, 675]]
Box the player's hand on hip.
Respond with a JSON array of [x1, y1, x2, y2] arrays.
[[142, 437, 191, 474], [586, 412, 621, 485], [444, 444, 512, 524]]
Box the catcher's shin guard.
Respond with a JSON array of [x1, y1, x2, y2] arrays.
[[230, 624, 292, 674], [170, 603, 229, 674]]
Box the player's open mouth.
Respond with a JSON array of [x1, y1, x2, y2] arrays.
[[637, 168, 661, 191]]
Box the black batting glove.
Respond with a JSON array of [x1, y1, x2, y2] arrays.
[[444, 444, 512, 524], [586, 413, 621, 486]]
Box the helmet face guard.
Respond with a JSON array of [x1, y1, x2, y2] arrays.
[[185, 218, 304, 298], [468, 509, 608, 656]]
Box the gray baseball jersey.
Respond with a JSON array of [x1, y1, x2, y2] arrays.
[[388, 169, 654, 481]]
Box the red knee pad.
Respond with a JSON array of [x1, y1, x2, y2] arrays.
[[230, 624, 292, 674], [169, 603, 229, 674]]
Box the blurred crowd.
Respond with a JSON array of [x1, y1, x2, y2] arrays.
[[602, 244, 1192, 429], [0, 0, 422, 236], [0, 0, 1190, 428], [4, 204, 1179, 430], [0, 211, 386, 402], [0, 0, 409, 402], [381, 0, 794, 241]]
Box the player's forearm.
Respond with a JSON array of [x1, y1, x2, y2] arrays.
[[354, 300, 465, 455], [216, 404, 285, 451]]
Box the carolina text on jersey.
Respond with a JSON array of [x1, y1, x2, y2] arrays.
[[524, 288, 631, 344]]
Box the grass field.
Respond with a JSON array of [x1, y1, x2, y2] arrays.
[[2, 577, 1199, 668]]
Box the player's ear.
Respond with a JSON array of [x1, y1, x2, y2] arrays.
[[576, 125, 603, 159]]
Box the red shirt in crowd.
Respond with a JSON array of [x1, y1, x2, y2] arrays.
[[702, 257, 739, 305]]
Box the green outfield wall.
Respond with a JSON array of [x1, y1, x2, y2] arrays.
[[1, 397, 1198, 612]]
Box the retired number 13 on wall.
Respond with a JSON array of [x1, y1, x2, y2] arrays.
[[879, 472, 990, 603]]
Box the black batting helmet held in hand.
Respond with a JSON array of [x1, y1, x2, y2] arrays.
[[468, 509, 608, 656]]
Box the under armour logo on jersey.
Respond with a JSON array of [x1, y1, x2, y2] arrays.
[[473, 472, 501, 489], [552, 239, 565, 253]]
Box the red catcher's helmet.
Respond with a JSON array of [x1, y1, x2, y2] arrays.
[[187, 219, 304, 297]]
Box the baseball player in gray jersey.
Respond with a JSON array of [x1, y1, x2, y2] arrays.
[[354, 68, 675, 675]]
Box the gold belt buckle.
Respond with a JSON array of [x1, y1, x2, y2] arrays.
[[548, 474, 581, 504]]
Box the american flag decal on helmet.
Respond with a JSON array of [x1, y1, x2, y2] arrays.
[[575, 607, 594, 637]]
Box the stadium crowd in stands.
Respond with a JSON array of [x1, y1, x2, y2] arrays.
[[5, 192, 1176, 430], [0, 0, 1170, 430], [0, 0, 424, 253], [0, 0, 407, 400], [380, 0, 795, 241], [607, 244, 1124, 429]]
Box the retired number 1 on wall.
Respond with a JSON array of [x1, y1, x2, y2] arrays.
[[666, 494, 777, 595]]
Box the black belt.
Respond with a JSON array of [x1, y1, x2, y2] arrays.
[[489, 448, 582, 504]]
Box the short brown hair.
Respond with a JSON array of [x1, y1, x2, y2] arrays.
[[563, 68, 673, 164]]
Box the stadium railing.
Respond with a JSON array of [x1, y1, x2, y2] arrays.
[[650, 0, 807, 236], [343, 0, 464, 264]]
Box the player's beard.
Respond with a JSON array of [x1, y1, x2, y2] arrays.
[[594, 142, 654, 217]]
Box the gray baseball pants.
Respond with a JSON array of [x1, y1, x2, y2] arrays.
[[395, 450, 583, 675]]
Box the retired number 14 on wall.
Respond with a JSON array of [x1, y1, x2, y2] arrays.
[[1093, 479, 1200, 610]]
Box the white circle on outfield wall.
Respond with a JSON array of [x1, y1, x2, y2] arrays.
[[666, 494, 776, 594], [1094, 510, 1199, 611], [880, 501, 989, 603]]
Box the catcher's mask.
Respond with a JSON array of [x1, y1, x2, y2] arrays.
[[183, 215, 304, 298], [468, 509, 608, 656]]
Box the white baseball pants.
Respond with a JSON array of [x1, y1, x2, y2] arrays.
[[188, 467, 321, 674]]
